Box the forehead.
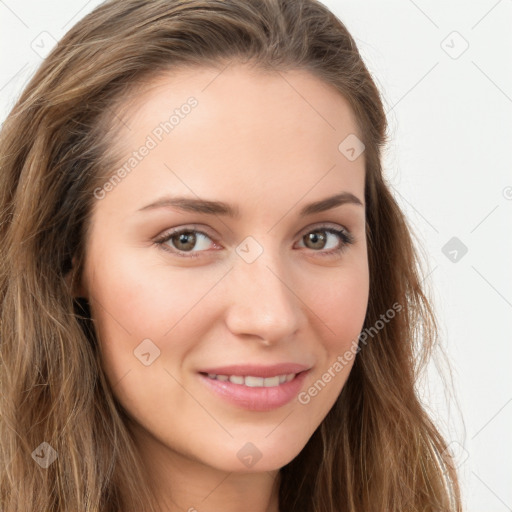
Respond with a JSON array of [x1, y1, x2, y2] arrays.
[[97, 63, 365, 217]]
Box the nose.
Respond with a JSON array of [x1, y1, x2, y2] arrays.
[[223, 248, 303, 346]]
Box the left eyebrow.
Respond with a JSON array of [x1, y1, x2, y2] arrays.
[[299, 192, 364, 215], [136, 191, 364, 218]]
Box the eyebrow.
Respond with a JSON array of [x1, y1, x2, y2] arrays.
[[137, 191, 364, 217]]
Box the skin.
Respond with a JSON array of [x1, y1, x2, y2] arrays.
[[74, 63, 369, 512]]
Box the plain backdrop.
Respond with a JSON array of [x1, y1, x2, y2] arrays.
[[1, 1, 511, 510]]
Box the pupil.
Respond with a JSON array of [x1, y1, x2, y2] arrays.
[[307, 231, 325, 249], [176, 232, 195, 250]]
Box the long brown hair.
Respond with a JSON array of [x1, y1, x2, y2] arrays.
[[0, 0, 462, 510]]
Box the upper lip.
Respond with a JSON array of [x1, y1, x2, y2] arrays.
[[198, 363, 311, 378]]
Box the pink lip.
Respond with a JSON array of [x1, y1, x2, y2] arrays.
[[198, 363, 310, 378], [198, 367, 311, 412]]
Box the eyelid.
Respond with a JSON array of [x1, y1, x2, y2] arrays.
[[297, 221, 350, 237], [155, 223, 218, 241]]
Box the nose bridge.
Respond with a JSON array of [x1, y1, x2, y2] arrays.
[[223, 239, 301, 342]]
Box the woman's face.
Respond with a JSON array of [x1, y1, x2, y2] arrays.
[[78, 64, 369, 473]]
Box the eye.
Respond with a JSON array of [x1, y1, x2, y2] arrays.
[[154, 226, 217, 259], [296, 225, 355, 257], [154, 224, 355, 259]]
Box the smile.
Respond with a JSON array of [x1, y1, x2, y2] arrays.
[[198, 370, 310, 411], [203, 372, 297, 387]]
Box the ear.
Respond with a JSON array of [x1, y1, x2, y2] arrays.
[[65, 256, 88, 299]]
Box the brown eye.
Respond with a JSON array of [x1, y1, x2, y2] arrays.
[[155, 228, 216, 258], [154, 225, 354, 260], [171, 231, 197, 251], [297, 226, 354, 256], [303, 231, 328, 250]]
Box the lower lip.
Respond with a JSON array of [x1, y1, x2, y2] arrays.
[[198, 371, 310, 412]]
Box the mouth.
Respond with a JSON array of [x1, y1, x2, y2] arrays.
[[197, 367, 311, 411], [199, 371, 301, 387]]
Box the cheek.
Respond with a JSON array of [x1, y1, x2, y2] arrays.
[[84, 248, 215, 426], [326, 272, 369, 346], [88, 246, 216, 337], [292, 254, 369, 418], [306, 254, 370, 349]]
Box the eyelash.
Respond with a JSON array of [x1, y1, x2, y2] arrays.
[[153, 224, 355, 259]]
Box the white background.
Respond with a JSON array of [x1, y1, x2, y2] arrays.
[[1, 1, 511, 510]]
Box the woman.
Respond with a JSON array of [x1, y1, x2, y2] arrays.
[[0, 0, 462, 511]]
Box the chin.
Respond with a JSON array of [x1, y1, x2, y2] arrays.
[[201, 437, 308, 474]]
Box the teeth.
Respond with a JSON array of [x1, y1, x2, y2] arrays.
[[205, 373, 297, 387], [244, 376, 265, 387], [262, 376, 280, 387]]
